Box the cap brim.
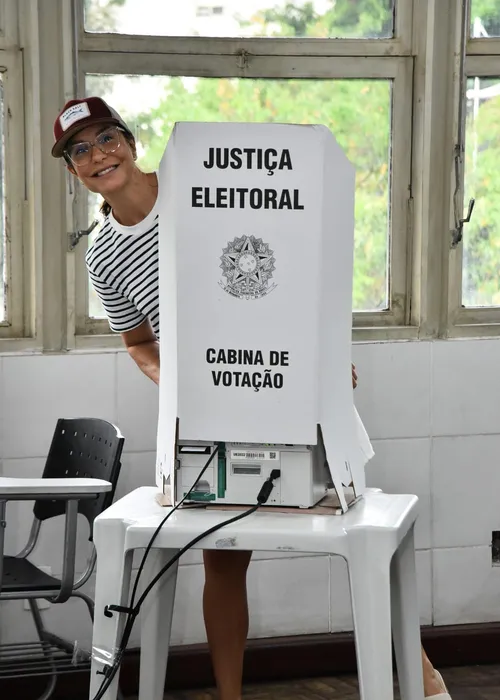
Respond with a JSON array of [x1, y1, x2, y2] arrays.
[[51, 116, 122, 158]]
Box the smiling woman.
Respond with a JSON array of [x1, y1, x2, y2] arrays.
[[51, 95, 160, 333]]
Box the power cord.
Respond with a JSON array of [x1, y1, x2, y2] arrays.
[[91, 450, 280, 699], [92, 445, 219, 699]]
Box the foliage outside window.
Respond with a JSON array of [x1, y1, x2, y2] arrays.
[[463, 2, 500, 309], [83, 0, 398, 324]]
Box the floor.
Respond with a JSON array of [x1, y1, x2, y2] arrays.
[[144, 665, 500, 699]]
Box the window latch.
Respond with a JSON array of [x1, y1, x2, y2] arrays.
[[451, 144, 475, 248], [68, 219, 99, 251], [451, 197, 475, 248]]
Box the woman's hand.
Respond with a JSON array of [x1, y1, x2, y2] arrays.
[[352, 363, 357, 389]]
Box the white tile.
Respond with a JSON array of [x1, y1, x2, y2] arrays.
[[178, 548, 204, 566], [432, 338, 500, 436], [329, 550, 432, 632], [117, 352, 158, 453], [114, 452, 157, 502], [352, 341, 431, 439], [329, 555, 354, 632], [0, 599, 40, 644], [171, 563, 206, 645], [431, 436, 500, 548], [247, 556, 330, 638], [2, 354, 116, 458], [172, 555, 330, 645], [433, 546, 500, 625], [366, 438, 431, 550], [2, 457, 95, 574], [0, 356, 3, 458], [416, 549, 432, 626]]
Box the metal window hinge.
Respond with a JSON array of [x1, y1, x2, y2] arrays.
[[68, 219, 99, 251]]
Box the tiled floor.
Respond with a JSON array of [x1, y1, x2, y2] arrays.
[[129, 665, 500, 699]]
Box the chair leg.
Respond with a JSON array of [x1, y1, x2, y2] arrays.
[[391, 526, 425, 700], [28, 599, 58, 700], [89, 520, 133, 700], [346, 539, 394, 700], [138, 548, 179, 700], [73, 590, 95, 622]]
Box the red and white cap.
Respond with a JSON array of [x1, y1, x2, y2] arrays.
[[52, 96, 132, 158]]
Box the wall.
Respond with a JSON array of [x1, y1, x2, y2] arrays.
[[1, 337, 500, 649]]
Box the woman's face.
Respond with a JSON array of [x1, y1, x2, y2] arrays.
[[65, 122, 136, 196]]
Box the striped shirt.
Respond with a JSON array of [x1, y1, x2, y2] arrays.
[[85, 199, 160, 337]]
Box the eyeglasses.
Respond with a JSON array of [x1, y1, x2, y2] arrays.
[[65, 126, 125, 166]]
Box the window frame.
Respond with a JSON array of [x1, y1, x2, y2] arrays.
[[78, 0, 413, 57], [70, 0, 415, 346], [446, 17, 500, 338], [0, 48, 27, 340]]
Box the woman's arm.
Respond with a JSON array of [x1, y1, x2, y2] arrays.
[[122, 320, 160, 385]]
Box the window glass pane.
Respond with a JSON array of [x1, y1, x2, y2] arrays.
[[85, 73, 392, 319], [470, 2, 500, 37], [0, 77, 6, 323], [463, 76, 500, 307], [84, 0, 395, 39]]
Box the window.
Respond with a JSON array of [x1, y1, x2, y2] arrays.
[[72, 0, 412, 340], [448, 0, 500, 331], [0, 49, 25, 339], [0, 2, 28, 344], [84, 0, 395, 39], [463, 74, 500, 308], [0, 76, 6, 323], [470, 2, 500, 37], [84, 73, 397, 321], [12, 0, 500, 351]]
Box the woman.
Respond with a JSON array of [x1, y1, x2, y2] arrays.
[[52, 96, 451, 700]]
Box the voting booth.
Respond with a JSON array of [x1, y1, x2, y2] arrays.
[[156, 122, 374, 512]]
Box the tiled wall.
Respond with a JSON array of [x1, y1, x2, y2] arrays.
[[1, 338, 500, 649]]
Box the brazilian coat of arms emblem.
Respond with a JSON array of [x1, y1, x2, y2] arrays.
[[219, 235, 277, 300]]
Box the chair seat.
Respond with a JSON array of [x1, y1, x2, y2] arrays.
[[1, 557, 62, 593]]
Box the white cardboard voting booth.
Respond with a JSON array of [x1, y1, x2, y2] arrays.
[[156, 122, 374, 512]]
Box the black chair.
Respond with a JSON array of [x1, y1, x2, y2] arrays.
[[0, 418, 124, 700]]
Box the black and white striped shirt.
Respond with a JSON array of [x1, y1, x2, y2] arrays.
[[85, 200, 160, 337]]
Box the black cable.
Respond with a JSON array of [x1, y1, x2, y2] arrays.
[[130, 445, 219, 610], [92, 446, 219, 700], [91, 452, 280, 700], [92, 506, 259, 699], [134, 504, 259, 610]]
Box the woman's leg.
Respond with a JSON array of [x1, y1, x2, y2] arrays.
[[422, 646, 449, 696], [203, 549, 252, 700]]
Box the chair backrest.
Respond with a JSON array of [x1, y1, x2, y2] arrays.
[[33, 418, 125, 539]]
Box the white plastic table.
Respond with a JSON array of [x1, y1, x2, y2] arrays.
[[89, 486, 423, 700]]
